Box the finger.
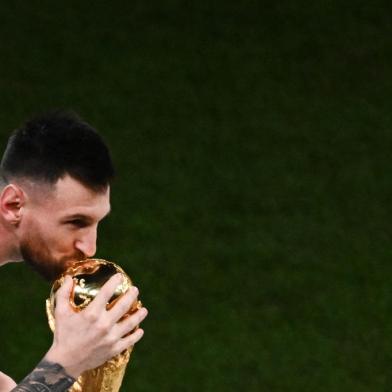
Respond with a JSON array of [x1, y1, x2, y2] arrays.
[[114, 307, 148, 337], [88, 273, 123, 311], [54, 275, 74, 315], [108, 286, 139, 323], [113, 328, 145, 354]]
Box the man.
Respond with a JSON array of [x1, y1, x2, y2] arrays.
[[0, 111, 148, 391]]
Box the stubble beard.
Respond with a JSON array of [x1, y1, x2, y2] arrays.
[[20, 236, 85, 282]]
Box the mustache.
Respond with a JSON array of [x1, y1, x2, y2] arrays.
[[24, 251, 87, 282], [59, 251, 87, 265]]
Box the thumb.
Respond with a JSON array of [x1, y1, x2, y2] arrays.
[[54, 275, 74, 315]]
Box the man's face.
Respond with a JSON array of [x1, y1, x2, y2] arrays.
[[18, 175, 111, 281]]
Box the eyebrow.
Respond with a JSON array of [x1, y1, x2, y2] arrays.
[[62, 214, 93, 223], [61, 209, 111, 223]]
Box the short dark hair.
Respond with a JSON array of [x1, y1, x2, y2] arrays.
[[0, 110, 115, 192]]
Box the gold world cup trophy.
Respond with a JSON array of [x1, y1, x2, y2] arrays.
[[46, 259, 142, 392]]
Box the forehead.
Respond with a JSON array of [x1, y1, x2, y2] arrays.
[[40, 175, 111, 217]]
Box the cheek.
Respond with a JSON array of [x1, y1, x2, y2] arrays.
[[22, 208, 79, 255], [26, 218, 74, 253], [46, 226, 76, 252]]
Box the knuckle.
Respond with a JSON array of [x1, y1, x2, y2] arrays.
[[127, 309, 145, 326], [138, 309, 148, 322], [116, 296, 134, 316], [85, 310, 99, 323], [105, 275, 121, 290], [102, 333, 117, 347], [117, 299, 129, 314], [96, 288, 109, 302], [130, 286, 138, 298], [125, 330, 143, 346], [111, 344, 123, 358], [124, 290, 137, 305], [97, 320, 111, 334], [125, 316, 138, 330], [113, 341, 129, 356], [123, 291, 134, 304]]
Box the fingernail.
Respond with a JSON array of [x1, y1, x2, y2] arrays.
[[140, 308, 148, 316], [132, 286, 139, 294]]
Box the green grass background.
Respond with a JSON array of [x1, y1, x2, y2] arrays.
[[0, 1, 391, 390]]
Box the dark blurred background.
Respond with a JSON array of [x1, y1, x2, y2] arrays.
[[0, 1, 391, 391]]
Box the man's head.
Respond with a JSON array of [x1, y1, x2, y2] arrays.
[[0, 110, 114, 281]]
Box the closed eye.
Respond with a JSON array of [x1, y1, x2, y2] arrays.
[[67, 219, 89, 228]]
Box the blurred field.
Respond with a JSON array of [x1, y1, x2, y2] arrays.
[[0, 1, 392, 391]]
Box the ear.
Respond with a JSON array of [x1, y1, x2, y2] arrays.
[[0, 184, 26, 225]]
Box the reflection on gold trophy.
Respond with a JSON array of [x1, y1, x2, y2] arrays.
[[46, 259, 142, 392]]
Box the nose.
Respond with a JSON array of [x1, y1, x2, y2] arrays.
[[75, 228, 97, 258]]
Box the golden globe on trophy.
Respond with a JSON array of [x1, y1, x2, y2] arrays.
[[46, 259, 142, 392]]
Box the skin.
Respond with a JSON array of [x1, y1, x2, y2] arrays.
[[0, 175, 148, 391], [16, 175, 110, 281]]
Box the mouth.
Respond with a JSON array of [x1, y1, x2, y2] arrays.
[[63, 256, 88, 269]]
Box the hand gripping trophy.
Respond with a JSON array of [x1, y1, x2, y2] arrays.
[[46, 259, 142, 392]]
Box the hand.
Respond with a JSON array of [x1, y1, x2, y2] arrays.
[[45, 274, 148, 378]]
